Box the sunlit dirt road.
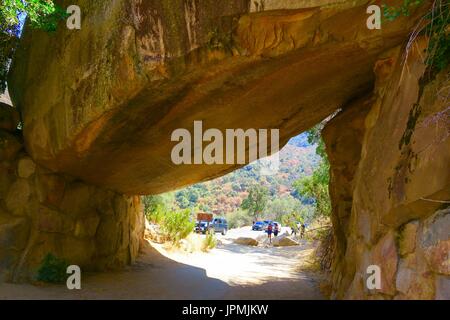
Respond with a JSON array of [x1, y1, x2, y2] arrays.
[[0, 227, 324, 300]]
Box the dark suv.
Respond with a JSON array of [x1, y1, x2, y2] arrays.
[[195, 221, 210, 234], [209, 218, 228, 235]]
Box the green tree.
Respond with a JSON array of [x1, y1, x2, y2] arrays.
[[227, 209, 253, 229], [175, 189, 199, 209], [281, 205, 313, 228], [1, 0, 67, 93], [293, 125, 331, 218], [265, 195, 302, 222], [143, 193, 176, 214], [241, 184, 269, 219]]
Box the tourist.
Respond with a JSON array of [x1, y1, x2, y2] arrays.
[[267, 223, 273, 243], [291, 223, 298, 237]]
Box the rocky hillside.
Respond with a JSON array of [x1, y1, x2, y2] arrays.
[[174, 133, 319, 214]]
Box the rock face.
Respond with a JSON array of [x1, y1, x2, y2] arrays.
[[0, 126, 145, 282], [324, 36, 450, 299], [8, 0, 424, 194], [0, 103, 20, 133]]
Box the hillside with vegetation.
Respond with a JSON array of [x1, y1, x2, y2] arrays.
[[143, 131, 332, 228]]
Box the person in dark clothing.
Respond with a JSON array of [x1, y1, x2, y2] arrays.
[[300, 224, 306, 239], [291, 223, 298, 237], [267, 224, 273, 243], [274, 223, 279, 237]]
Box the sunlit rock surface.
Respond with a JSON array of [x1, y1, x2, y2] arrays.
[[324, 36, 449, 300], [9, 0, 422, 194], [0, 131, 144, 282]]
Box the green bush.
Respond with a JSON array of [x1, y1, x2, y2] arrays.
[[144, 194, 195, 245], [160, 209, 195, 245], [383, 0, 449, 71], [36, 253, 69, 284], [145, 204, 165, 225], [202, 229, 217, 252]]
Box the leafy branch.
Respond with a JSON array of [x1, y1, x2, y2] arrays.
[[0, 0, 68, 94]]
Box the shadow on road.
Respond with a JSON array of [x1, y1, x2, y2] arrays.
[[0, 239, 324, 300]]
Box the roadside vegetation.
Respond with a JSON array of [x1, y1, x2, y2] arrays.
[[144, 194, 217, 251], [144, 195, 194, 246], [201, 229, 217, 252], [36, 253, 69, 284]]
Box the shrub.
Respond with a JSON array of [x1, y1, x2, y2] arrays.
[[202, 229, 217, 252], [144, 194, 195, 245], [160, 209, 195, 245], [36, 253, 69, 284], [145, 204, 165, 225], [383, 0, 449, 71]]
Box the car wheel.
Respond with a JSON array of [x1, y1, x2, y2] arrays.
[[222, 229, 227, 235]]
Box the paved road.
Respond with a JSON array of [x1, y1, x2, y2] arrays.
[[0, 227, 324, 300]]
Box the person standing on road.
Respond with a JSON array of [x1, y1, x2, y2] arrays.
[[300, 223, 306, 239], [274, 223, 279, 237], [291, 223, 298, 237], [267, 223, 273, 243]]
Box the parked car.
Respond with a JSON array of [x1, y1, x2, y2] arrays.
[[209, 218, 228, 235], [252, 220, 269, 231], [195, 221, 210, 234], [252, 221, 264, 231]]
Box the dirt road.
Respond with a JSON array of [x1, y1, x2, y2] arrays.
[[0, 227, 324, 300]]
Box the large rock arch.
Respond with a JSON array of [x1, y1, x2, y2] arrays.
[[8, 0, 421, 195], [1, 0, 448, 298]]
